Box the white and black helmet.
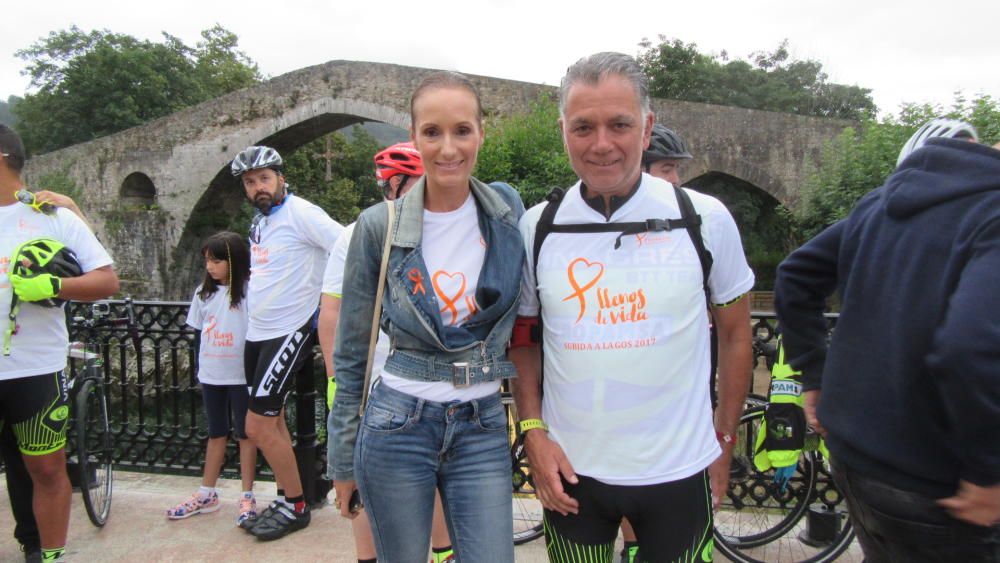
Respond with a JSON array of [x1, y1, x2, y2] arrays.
[[231, 146, 283, 177], [643, 124, 693, 166], [896, 118, 978, 168]]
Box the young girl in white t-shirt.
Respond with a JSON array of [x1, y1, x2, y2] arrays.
[[166, 232, 257, 525]]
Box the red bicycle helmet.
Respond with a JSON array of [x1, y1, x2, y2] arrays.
[[374, 142, 424, 182]]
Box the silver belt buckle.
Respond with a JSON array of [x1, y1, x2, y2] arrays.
[[452, 362, 471, 388]]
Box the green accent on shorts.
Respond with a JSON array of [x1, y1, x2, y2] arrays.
[[14, 373, 70, 456], [544, 516, 616, 562]]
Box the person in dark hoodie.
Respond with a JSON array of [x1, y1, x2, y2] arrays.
[[774, 117, 1000, 562]]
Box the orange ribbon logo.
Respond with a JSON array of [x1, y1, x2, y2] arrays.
[[203, 315, 218, 337], [433, 270, 467, 326], [563, 257, 604, 323], [408, 268, 426, 296]]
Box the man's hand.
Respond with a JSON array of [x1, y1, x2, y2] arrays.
[[333, 479, 360, 519], [523, 430, 579, 515], [9, 272, 60, 302], [937, 480, 1000, 527], [326, 377, 337, 410], [708, 444, 734, 510], [803, 389, 827, 438]]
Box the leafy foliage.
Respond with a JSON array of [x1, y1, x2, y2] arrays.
[[475, 97, 576, 207], [0, 96, 20, 127], [637, 37, 876, 120], [13, 25, 260, 154], [796, 94, 1000, 239], [281, 125, 383, 225]]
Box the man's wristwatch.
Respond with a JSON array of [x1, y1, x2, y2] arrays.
[[519, 418, 548, 435], [716, 431, 735, 445]]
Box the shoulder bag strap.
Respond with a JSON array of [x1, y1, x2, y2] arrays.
[[359, 201, 395, 414]]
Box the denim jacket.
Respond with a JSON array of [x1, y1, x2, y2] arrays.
[[330, 177, 525, 481]]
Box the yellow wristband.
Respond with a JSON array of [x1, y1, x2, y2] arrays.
[[518, 418, 548, 434]]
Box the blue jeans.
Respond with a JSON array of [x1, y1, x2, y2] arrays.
[[831, 458, 999, 562], [355, 381, 514, 562]]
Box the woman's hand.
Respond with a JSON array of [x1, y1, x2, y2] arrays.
[[333, 479, 360, 519]]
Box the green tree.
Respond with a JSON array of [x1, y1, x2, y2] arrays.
[[475, 96, 576, 207], [13, 25, 260, 154], [281, 125, 382, 225], [0, 96, 20, 127], [638, 37, 876, 120], [796, 94, 1000, 239]]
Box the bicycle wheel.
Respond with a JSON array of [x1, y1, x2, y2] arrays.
[[714, 407, 857, 562], [511, 436, 544, 545], [501, 392, 544, 546], [714, 406, 815, 547], [75, 378, 113, 527]]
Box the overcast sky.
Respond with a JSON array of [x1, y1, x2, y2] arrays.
[[2, 0, 997, 116]]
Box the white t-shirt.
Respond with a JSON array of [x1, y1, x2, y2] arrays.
[[518, 174, 755, 485], [0, 204, 114, 381], [322, 222, 389, 383], [186, 285, 248, 386], [381, 194, 500, 402], [247, 194, 343, 341]]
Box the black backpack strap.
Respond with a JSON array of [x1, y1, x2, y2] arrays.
[[532, 187, 566, 279], [673, 185, 713, 307], [549, 217, 696, 250]]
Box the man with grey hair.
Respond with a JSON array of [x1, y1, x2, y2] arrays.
[[510, 52, 754, 561]]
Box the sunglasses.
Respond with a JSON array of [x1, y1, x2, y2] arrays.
[[16, 189, 55, 214], [249, 213, 265, 244]]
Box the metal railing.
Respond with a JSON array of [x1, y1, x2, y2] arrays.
[[66, 299, 329, 503]]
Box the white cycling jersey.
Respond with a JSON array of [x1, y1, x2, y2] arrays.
[[518, 174, 754, 485]]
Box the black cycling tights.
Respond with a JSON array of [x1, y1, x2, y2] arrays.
[[543, 470, 714, 563]]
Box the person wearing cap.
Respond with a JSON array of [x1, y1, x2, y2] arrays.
[[0, 124, 119, 562], [318, 142, 455, 563], [775, 118, 1000, 560], [228, 145, 344, 541]]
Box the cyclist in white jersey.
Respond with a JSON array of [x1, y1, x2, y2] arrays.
[[0, 125, 119, 562], [509, 53, 754, 562], [230, 145, 344, 541]]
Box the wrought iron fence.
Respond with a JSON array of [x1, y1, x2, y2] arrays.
[[66, 299, 329, 502]]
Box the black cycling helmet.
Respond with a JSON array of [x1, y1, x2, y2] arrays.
[[896, 118, 979, 168], [230, 146, 283, 177], [643, 124, 693, 166], [10, 238, 83, 308]]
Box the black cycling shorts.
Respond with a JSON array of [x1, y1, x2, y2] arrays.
[[244, 321, 314, 417], [0, 372, 71, 456], [544, 470, 714, 563], [201, 383, 250, 439]]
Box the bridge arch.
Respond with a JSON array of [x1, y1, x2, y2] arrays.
[[21, 60, 848, 299], [120, 172, 157, 206]]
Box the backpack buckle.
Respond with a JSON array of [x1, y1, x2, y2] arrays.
[[645, 218, 667, 232]]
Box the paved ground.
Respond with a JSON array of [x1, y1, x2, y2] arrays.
[[0, 471, 558, 562], [0, 469, 864, 562]]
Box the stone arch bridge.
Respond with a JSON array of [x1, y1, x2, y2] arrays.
[[22, 60, 850, 299]]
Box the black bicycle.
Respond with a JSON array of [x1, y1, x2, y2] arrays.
[[66, 297, 139, 527], [713, 404, 856, 562]]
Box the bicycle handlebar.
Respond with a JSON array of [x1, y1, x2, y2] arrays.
[[70, 296, 142, 352]]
